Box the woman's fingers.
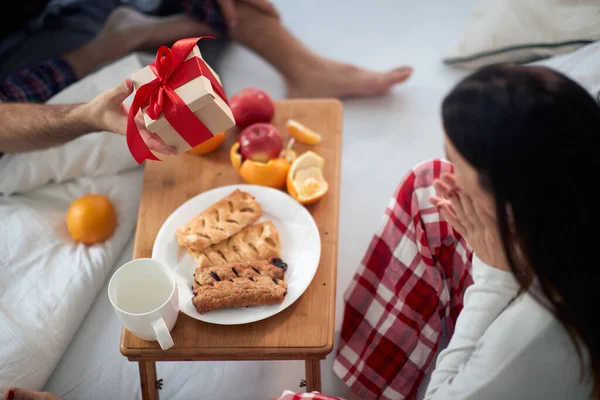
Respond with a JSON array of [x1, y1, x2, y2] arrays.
[[433, 179, 453, 198], [448, 188, 463, 214], [440, 174, 484, 230], [433, 176, 477, 237], [440, 173, 457, 191], [457, 191, 477, 225], [430, 195, 447, 206], [432, 195, 467, 236], [440, 202, 458, 220], [432, 197, 461, 225], [430, 195, 451, 209], [439, 204, 466, 235]]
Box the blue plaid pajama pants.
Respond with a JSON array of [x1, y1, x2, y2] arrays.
[[0, 0, 227, 103]]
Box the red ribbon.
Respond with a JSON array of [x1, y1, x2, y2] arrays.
[[127, 37, 229, 163]]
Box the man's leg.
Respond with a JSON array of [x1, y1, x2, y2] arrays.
[[333, 159, 474, 399], [0, 6, 215, 103], [230, 1, 413, 98], [63, 7, 217, 80]]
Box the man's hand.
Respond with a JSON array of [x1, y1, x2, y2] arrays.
[[84, 79, 177, 156], [430, 173, 511, 271], [0, 79, 177, 154], [217, 0, 279, 28]]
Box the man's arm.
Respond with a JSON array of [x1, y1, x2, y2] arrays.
[[0, 79, 176, 155], [0, 103, 94, 153]]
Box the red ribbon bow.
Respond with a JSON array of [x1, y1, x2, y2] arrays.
[[127, 37, 229, 163]]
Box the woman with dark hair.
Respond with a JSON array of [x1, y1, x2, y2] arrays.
[[332, 64, 598, 399]]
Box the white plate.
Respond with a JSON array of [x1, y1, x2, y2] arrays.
[[152, 184, 321, 325]]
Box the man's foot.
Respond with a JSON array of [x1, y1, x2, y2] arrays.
[[2, 388, 62, 400], [98, 6, 216, 52], [286, 58, 413, 99]]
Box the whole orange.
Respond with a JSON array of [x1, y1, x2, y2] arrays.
[[67, 194, 117, 245], [187, 131, 227, 155]]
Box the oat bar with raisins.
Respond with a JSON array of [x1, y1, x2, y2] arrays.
[[193, 258, 287, 290], [192, 276, 288, 313]]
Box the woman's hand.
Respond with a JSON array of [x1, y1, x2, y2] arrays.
[[84, 79, 178, 156], [430, 173, 510, 271]]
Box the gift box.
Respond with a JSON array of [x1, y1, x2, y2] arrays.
[[127, 37, 236, 163]]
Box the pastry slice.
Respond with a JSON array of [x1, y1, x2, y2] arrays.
[[193, 258, 288, 290], [176, 189, 262, 252], [192, 276, 288, 313], [190, 220, 281, 268]]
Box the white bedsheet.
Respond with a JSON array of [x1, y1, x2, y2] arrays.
[[0, 54, 145, 391], [38, 1, 600, 399]]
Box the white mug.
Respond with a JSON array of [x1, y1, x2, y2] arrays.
[[108, 258, 179, 350]]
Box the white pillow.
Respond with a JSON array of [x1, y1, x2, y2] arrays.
[[0, 54, 144, 195], [530, 40, 600, 102], [444, 0, 600, 69]]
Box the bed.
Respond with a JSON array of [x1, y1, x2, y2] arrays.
[[2, 0, 599, 398]]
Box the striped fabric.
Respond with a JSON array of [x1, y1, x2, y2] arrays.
[[0, 57, 77, 103]]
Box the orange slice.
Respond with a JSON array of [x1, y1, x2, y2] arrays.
[[285, 119, 322, 145], [280, 149, 297, 163], [286, 151, 328, 205]]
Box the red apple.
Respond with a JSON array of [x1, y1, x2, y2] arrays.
[[238, 123, 283, 163], [230, 88, 275, 129]]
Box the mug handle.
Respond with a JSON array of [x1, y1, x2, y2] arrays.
[[151, 318, 174, 350]]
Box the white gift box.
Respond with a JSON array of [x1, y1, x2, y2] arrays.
[[131, 45, 235, 153]]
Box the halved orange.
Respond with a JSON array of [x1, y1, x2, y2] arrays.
[[279, 138, 297, 163], [280, 148, 297, 163], [285, 119, 322, 145], [286, 151, 328, 205], [230, 142, 290, 189]]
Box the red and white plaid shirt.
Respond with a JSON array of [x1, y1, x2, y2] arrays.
[[332, 159, 474, 399], [273, 160, 474, 400]]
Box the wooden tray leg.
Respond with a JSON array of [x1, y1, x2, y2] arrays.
[[139, 361, 160, 400], [305, 359, 322, 392]]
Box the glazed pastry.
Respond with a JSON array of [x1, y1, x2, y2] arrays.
[[190, 220, 281, 268], [192, 276, 288, 313], [176, 189, 262, 252], [193, 258, 288, 290]]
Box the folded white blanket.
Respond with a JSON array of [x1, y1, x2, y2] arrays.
[[0, 54, 146, 391], [0, 54, 143, 195]]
